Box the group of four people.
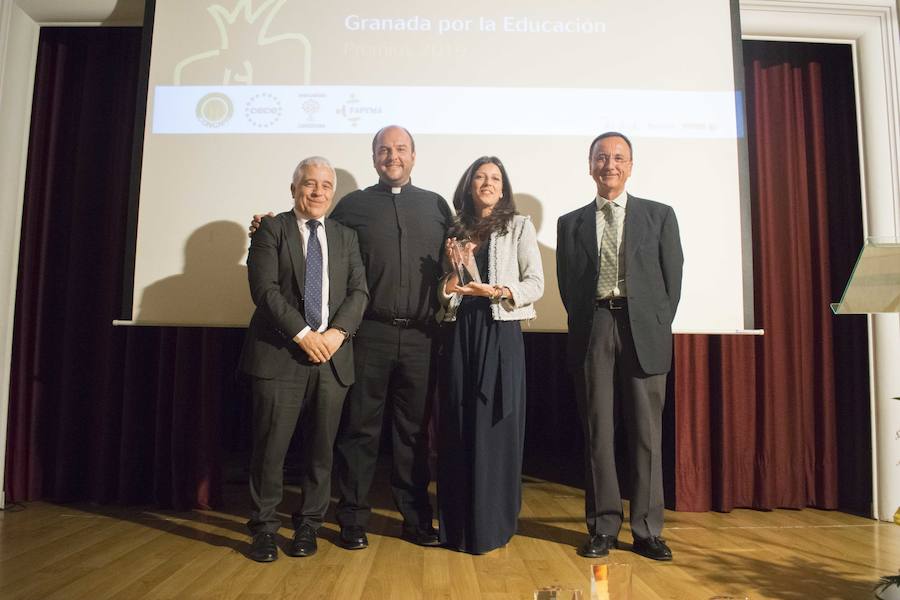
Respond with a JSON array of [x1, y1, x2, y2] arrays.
[[238, 125, 683, 563]]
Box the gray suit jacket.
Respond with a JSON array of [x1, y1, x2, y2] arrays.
[[239, 210, 368, 385], [556, 194, 683, 375]]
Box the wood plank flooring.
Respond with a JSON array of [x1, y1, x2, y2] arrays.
[[2, 476, 897, 599]]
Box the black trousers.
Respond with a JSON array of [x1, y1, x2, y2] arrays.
[[334, 319, 436, 530], [573, 304, 667, 540], [247, 362, 348, 534]]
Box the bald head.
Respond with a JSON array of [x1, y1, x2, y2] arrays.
[[372, 125, 415, 153]]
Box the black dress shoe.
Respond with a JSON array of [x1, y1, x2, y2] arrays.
[[401, 524, 441, 547], [286, 525, 318, 557], [632, 536, 672, 561], [339, 525, 368, 550], [577, 534, 617, 558], [248, 532, 278, 562]]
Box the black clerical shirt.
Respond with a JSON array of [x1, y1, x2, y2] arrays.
[[329, 181, 451, 324]]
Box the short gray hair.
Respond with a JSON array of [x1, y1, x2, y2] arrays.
[[292, 156, 337, 186]]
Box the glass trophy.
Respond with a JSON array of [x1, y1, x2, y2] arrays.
[[831, 236, 900, 314], [451, 239, 482, 285]]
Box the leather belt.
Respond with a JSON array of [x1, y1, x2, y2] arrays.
[[365, 315, 433, 330], [595, 297, 628, 310]]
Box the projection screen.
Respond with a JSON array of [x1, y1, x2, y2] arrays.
[[129, 0, 754, 333]]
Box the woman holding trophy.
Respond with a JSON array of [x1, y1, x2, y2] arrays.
[[436, 156, 544, 554]]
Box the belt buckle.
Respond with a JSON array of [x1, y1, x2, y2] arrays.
[[391, 318, 411, 327], [608, 298, 626, 310]]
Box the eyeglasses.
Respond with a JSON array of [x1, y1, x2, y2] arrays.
[[593, 154, 631, 165]]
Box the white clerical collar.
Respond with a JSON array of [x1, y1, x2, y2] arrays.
[[377, 180, 411, 194], [595, 190, 629, 210]]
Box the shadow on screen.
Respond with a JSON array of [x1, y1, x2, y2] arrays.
[[329, 167, 360, 214], [137, 220, 253, 325], [513, 193, 565, 324]]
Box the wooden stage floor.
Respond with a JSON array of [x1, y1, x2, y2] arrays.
[[2, 475, 898, 600]]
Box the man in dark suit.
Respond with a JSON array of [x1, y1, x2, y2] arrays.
[[557, 132, 683, 561], [239, 156, 368, 562]]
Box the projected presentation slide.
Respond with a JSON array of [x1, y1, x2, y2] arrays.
[[133, 0, 751, 332]]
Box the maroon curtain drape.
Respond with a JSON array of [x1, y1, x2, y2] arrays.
[[5, 28, 248, 509], [674, 42, 868, 512], [6, 31, 870, 514]]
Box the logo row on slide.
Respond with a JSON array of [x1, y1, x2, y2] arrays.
[[152, 85, 743, 137]]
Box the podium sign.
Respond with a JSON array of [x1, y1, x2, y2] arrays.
[[831, 237, 900, 314]]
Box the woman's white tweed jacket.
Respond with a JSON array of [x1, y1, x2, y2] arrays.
[[437, 214, 544, 323]]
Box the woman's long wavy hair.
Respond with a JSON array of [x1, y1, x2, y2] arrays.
[[449, 156, 516, 242]]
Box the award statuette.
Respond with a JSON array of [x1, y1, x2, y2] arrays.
[[451, 239, 481, 285]]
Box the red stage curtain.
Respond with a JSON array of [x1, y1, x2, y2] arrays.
[[5, 28, 247, 510], [674, 42, 868, 512]]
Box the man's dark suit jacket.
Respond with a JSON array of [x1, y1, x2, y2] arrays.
[[239, 210, 368, 385], [556, 194, 683, 375]]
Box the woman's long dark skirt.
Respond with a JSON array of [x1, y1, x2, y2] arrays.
[[437, 296, 526, 554]]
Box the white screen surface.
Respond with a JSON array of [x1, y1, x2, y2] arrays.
[[133, 0, 752, 332]]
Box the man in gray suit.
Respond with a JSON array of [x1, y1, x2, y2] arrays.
[[239, 156, 368, 562], [556, 132, 683, 561]]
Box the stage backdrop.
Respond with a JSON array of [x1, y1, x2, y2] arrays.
[[128, 0, 754, 334], [6, 29, 869, 516]]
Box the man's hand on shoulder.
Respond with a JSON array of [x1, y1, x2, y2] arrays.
[[248, 212, 275, 238]]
